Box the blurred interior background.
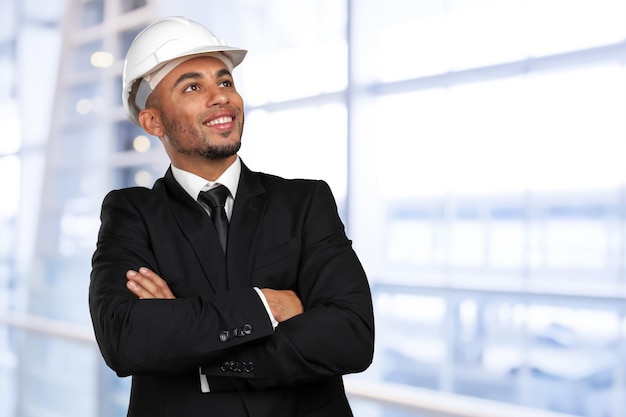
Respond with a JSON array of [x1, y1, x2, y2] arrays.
[[1, 0, 625, 416]]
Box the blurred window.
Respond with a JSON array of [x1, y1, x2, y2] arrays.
[[79, 0, 104, 28], [120, 0, 148, 13], [6, 1, 626, 417], [352, 0, 626, 415]]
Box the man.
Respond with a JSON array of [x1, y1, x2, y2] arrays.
[[88, 16, 374, 417]]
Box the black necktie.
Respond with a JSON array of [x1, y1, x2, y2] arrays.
[[198, 185, 230, 253]]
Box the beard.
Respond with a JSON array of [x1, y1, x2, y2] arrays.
[[163, 116, 243, 160]]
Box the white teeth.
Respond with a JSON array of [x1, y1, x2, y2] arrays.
[[207, 116, 233, 126]]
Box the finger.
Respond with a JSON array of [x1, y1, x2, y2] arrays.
[[127, 268, 175, 299], [137, 267, 175, 298], [126, 277, 152, 299], [125, 270, 156, 299], [126, 270, 161, 299], [129, 268, 162, 296]]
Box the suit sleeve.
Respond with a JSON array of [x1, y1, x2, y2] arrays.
[[88, 190, 274, 377], [202, 180, 375, 391]]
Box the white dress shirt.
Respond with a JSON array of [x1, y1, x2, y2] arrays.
[[171, 158, 240, 220]]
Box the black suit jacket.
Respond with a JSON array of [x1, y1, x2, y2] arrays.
[[89, 161, 375, 417]]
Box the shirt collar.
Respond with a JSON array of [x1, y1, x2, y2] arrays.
[[170, 156, 241, 201]]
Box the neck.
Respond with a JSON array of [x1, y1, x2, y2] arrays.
[[172, 154, 237, 182]]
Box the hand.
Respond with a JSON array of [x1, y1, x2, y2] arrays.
[[260, 289, 304, 322], [126, 267, 175, 299]]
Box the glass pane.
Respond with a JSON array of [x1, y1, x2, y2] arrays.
[[374, 289, 447, 389], [113, 164, 164, 189], [488, 219, 525, 269], [118, 27, 143, 58], [523, 66, 626, 192], [446, 0, 528, 71], [120, 0, 147, 13], [0, 56, 15, 101], [351, 2, 626, 414], [0, 156, 20, 217], [378, 66, 626, 197], [357, 0, 626, 82], [455, 298, 518, 402], [79, 0, 104, 28], [75, 40, 103, 73], [0, 102, 21, 155], [0, 323, 18, 417], [528, 192, 623, 280], [519, 304, 620, 413], [67, 82, 102, 118], [526, 0, 626, 57], [115, 120, 160, 153], [17, 332, 98, 417], [58, 197, 103, 257], [385, 202, 445, 267], [241, 103, 348, 206], [58, 125, 108, 161], [236, 0, 348, 105]]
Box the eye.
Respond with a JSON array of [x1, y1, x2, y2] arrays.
[[219, 79, 234, 88], [183, 83, 200, 92]]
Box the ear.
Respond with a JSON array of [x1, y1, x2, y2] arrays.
[[138, 108, 164, 137]]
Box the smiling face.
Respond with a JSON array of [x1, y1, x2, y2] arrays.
[[138, 55, 245, 178]]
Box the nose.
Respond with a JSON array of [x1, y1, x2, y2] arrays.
[[206, 86, 229, 106]]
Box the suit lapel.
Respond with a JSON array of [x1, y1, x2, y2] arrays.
[[226, 162, 267, 289], [163, 168, 228, 294]]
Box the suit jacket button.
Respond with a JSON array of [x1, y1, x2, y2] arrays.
[[243, 324, 252, 335], [244, 361, 255, 373], [220, 361, 230, 372], [219, 331, 229, 342]]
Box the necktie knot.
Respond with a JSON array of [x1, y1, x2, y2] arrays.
[[199, 184, 229, 209]]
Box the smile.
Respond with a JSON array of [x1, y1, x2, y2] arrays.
[[206, 116, 233, 126]]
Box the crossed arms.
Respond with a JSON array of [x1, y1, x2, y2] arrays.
[[126, 267, 303, 323], [89, 180, 374, 391]]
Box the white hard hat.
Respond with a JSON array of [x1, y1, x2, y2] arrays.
[[122, 16, 247, 125]]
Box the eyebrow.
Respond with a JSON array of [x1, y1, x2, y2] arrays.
[[172, 69, 233, 90]]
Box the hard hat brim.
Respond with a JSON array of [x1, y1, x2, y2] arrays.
[[123, 46, 247, 125]]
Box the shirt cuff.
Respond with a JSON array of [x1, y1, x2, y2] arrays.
[[254, 287, 279, 329], [199, 367, 210, 393]]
